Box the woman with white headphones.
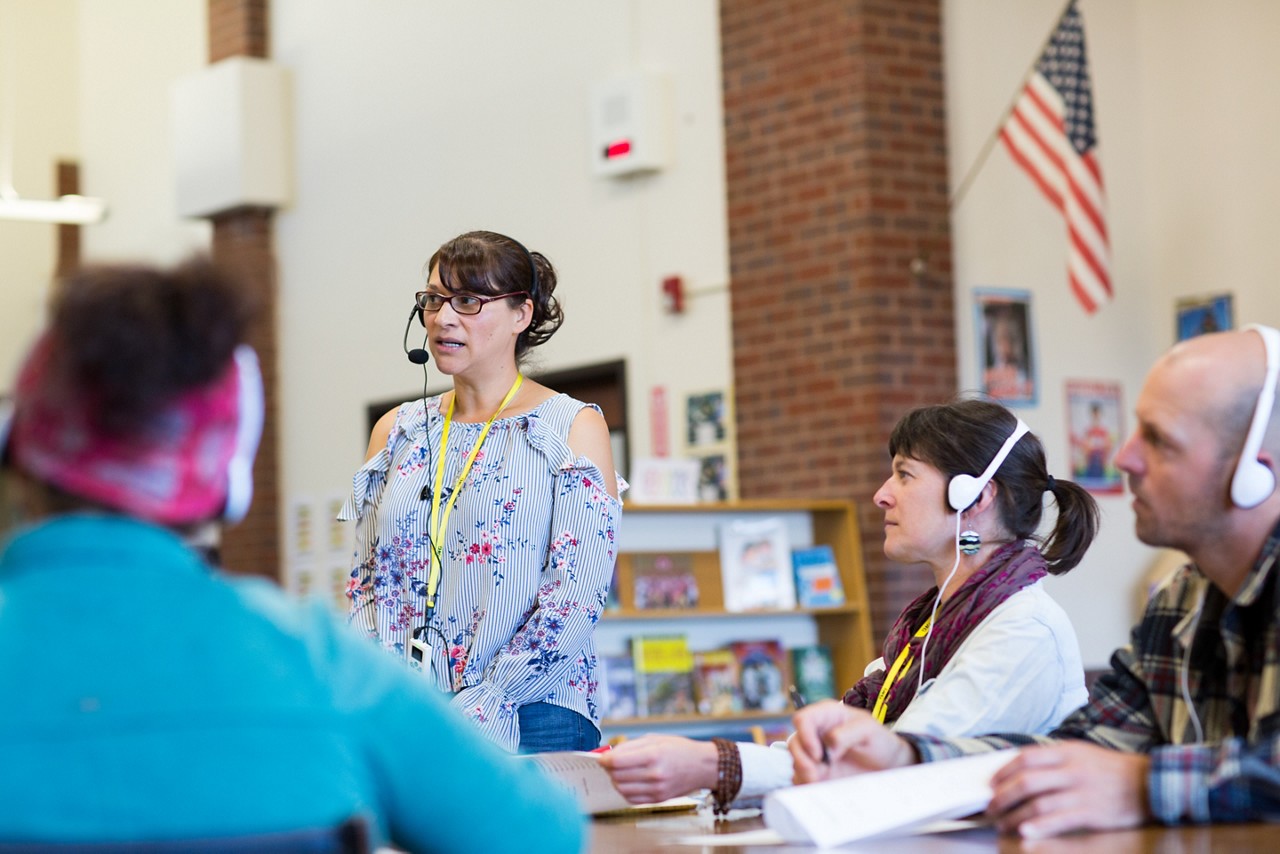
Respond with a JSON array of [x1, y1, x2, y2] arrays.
[[603, 398, 1099, 812]]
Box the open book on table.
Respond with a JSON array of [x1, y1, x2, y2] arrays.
[[763, 750, 1018, 847], [520, 751, 700, 816]]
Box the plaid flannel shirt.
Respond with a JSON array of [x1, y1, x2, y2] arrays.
[[903, 518, 1280, 825]]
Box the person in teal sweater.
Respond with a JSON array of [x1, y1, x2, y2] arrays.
[[0, 258, 583, 852]]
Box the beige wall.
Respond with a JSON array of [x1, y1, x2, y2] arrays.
[[0, 0, 78, 375], [4, 0, 1280, 665]]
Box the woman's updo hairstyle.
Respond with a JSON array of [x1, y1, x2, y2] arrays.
[[887, 397, 1100, 575], [426, 231, 563, 359]]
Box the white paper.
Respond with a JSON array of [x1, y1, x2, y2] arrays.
[[762, 750, 1017, 848], [520, 751, 699, 816]]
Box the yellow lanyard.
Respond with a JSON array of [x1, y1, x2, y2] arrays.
[[424, 374, 524, 609], [871, 617, 932, 723]]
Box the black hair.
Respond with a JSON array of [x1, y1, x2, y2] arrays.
[[426, 230, 564, 359], [888, 398, 1100, 575], [50, 257, 254, 435]]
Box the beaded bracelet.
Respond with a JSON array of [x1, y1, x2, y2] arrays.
[[710, 737, 743, 817]]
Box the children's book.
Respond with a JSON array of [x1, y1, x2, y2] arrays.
[[692, 649, 743, 716], [718, 517, 796, 611], [600, 654, 637, 719], [632, 553, 700, 610], [729, 639, 790, 713], [789, 644, 836, 704], [791, 544, 846, 608], [604, 560, 622, 612], [632, 635, 697, 717]]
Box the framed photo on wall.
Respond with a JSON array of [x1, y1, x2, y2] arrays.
[[974, 288, 1036, 406], [1175, 293, 1233, 342], [1065, 379, 1124, 495], [683, 388, 737, 502]]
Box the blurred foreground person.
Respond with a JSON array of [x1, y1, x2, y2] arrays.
[[0, 259, 581, 851]]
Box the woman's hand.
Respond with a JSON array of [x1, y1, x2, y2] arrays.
[[597, 735, 718, 803], [790, 700, 917, 784]]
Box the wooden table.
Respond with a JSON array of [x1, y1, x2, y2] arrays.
[[588, 810, 1280, 852]]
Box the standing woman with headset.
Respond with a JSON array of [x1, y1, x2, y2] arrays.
[[603, 399, 1100, 809], [342, 230, 624, 754]]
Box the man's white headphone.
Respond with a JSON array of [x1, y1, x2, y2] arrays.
[[1231, 324, 1280, 509]]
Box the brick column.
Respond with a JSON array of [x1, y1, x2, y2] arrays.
[[55, 160, 81, 277], [720, 0, 956, 637], [207, 0, 280, 580]]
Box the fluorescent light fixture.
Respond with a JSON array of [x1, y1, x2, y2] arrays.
[[0, 193, 107, 224]]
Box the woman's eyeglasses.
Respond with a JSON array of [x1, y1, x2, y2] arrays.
[[414, 290, 529, 316]]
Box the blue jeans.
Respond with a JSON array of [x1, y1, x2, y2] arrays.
[[517, 702, 600, 754]]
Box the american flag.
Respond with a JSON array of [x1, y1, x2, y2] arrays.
[[999, 1, 1110, 314]]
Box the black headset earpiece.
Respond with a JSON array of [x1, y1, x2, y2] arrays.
[[403, 304, 430, 365]]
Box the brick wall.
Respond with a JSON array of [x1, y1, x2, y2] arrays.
[[720, 0, 956, 638], [207, 0, 281, 581], [209, 0, 269, 62]]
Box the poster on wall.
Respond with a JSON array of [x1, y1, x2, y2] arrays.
[[1175, 293, 1233, 342], [1065, 380, 1124, 495], [974, 289, 1036, 407]]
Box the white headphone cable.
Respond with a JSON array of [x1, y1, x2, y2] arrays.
[[918, 511, 964, 693], [1179, 586, 1207, 744]]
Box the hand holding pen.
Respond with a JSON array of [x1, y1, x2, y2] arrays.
[[789, 700, 917, 784]]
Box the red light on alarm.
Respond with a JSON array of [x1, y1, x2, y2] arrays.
[[604, 139, 632, 159]]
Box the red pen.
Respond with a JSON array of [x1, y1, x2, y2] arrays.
[[590, 745, 612, 754]]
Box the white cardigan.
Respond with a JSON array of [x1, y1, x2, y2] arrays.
[[737, 580, 1087, 796]]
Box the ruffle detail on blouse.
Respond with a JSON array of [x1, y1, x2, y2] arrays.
[[339, 447, 390, 521]]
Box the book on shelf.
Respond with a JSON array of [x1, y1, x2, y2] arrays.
[[632, 635, 697, 717], [632, 553, 700, 610], [605, 560, 622, 612], [718, 517, 797, 611], [790, 644, 836, 704], [600, 653, 637, 719], [791, 544, 846, 608], [692, 649, 743, 716], [729, 639, 790, 713]]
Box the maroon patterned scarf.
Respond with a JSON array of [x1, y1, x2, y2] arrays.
[[843, 541, 1047, 723]]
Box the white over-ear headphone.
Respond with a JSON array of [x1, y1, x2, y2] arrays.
[[947, 417, 1031, 511], [1230, 324, 1280, 509], [223, 345, 265, 524]]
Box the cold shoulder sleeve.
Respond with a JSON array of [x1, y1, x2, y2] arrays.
[[450, 402, 625, 751]]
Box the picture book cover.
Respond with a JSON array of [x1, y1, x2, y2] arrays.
[[605, 560, 622, 612], [692, 649, 743, 716], [790, 644, 836, 705], [600, 653, 637, 720], [791, 545, 846, 608], [729, 639, 790, 713], [718, 517, 796, 612], [632, 553, 700, 610], [632, 635, 697, 717]]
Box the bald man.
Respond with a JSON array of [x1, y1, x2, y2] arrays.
[[789, 326, 1280, 838]]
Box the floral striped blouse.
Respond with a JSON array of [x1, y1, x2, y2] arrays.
[[340, 393, 624, 752]]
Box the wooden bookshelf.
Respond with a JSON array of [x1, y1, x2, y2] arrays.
[[599, 499, 874, 735]]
